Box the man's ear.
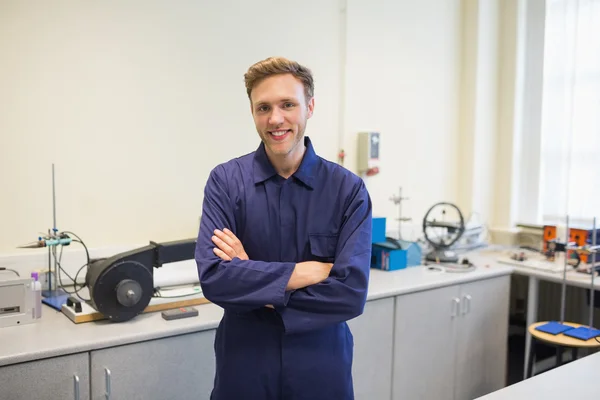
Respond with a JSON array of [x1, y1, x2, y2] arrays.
[[306, 97, 315, 119]]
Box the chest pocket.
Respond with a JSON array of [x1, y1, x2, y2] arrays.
[[308, 234, 338, 263]]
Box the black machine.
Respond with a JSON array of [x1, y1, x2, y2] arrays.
[[85, 239, 196, 322]]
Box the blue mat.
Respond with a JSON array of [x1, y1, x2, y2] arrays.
[[42, 289, 70, 311], [534, 321, 575, 335], [563, 326, 600, 341]]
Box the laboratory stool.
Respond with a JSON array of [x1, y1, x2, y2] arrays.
[[526, 321, 600, 378]]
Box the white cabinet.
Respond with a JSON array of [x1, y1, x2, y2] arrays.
[[0, 353, 89, 400], [90, 330, 216, 400], [393, 284, 460, 400], [454, 277, 510, 400], [392, 275, 510, 400], [348, 297, 395, 400]]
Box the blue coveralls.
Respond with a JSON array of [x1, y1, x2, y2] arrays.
[[195, 136, 372, 400]]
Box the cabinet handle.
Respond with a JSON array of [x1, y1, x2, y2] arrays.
[[73, 375, 80, 400], [105, 368, 112, 399], [463, 294, 472, 314], [451, 297, 460, 317]]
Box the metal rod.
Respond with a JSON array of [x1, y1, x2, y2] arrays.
[[52, 163, 57, 234], [51, 164, 57, 291], [590, 217, 597, 327], [48, 246, 52, 291], [560, 215, 569, 323], [398, 187, 403, 240]]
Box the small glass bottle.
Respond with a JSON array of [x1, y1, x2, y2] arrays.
[[31, 272, 42, 318]]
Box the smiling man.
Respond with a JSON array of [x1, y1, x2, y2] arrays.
[[195, 57, 373, 400]]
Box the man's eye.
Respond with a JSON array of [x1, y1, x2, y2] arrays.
[[284, 103, 295, 108], [258, 105, 269, 112]]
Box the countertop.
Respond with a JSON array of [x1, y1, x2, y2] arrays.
[[476, 350, 600, 399], [0, 253, 512, 367]]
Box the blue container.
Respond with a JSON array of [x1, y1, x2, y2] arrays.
[[372, 217, 386, 243], [371, 239, 422, 271]]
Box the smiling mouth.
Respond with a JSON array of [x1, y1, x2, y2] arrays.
[[268, 129, 291, 141], [269, 129, 291, 137]]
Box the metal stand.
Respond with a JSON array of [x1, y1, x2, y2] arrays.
[[560, 215, 570, 323], [389, 187, 411, 240], [41, 163, 69, 311], [589, 217, 597, 327]]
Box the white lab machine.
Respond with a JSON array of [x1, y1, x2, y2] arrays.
[[0, 277, 36, 328]]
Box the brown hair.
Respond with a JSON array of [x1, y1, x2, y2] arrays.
[[244, 57, 314, 103]]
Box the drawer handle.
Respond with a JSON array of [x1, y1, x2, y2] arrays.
[[105, 368, 112, 399], [73, 374, 80, 400], [451, 297, 460, 317], [463, 294, 472, 314]]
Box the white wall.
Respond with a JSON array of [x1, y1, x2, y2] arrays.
[[0, 0, 342, 253], [0, 0, 514, 263], [344, 0, 462, 239]]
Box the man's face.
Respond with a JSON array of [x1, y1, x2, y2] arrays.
[[250, 73, 314, 158]]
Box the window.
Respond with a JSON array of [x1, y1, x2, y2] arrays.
[[538, 0, 600, 224], [519, 0, 600, 227]]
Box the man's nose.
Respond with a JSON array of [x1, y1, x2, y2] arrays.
[[268, 107, 284, 125]]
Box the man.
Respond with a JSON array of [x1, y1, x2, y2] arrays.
[[195, 56, 372, 400]]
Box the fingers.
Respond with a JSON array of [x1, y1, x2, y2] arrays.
[[215, 229, 238, 248], [212, 234, 236, 259], [213, 229, 249, 260], [213, 247, 231, 261]]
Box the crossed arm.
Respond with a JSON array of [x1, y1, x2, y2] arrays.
[[210, 228, 333, 297]]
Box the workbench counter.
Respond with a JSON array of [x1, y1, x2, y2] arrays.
[[0, 256, 512, 367], [476, 350, 600, 399]]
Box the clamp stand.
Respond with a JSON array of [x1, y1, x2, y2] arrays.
[[389, 187, 411, 240]]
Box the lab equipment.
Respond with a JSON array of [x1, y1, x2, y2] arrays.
[[85, 238, 196, 322], [17, 236, 72, 248], [0, 277, 36, 328], [563, 217, 600, 340], [371, 238, 421, 271], [372, 217, 386, 243], [17, 164, 73, 311], [357, 131, 380, 175], [389, 187, 411, 240], [422, 202, 465, 263], [161, 306, 198, 320]]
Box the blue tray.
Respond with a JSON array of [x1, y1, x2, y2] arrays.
[[534, 321, 575, 335], [563, 326, 600, 341]]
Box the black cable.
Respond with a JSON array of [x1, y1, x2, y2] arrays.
[[54, 248, 87, 300], [152, 292, 202, 299], [0, 268, 20, 277], [151, 287, 203, 299], [51, 233, 91, 302], [62, 232, 91, 265]]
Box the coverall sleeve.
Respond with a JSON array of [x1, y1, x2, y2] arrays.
[[277, 181, 373, 334], [195, 165, 296, 312]]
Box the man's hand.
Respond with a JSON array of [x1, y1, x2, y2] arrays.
[[212, 228, 249, 261], [287, 261, 334, 290]]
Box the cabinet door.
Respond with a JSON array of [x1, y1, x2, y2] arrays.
[[0, 353, 89, 400], [392, 284, 461, 400], [348, 297, 395, 400], [454, 276, 510, 400], [90, 330, 216, 400]]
